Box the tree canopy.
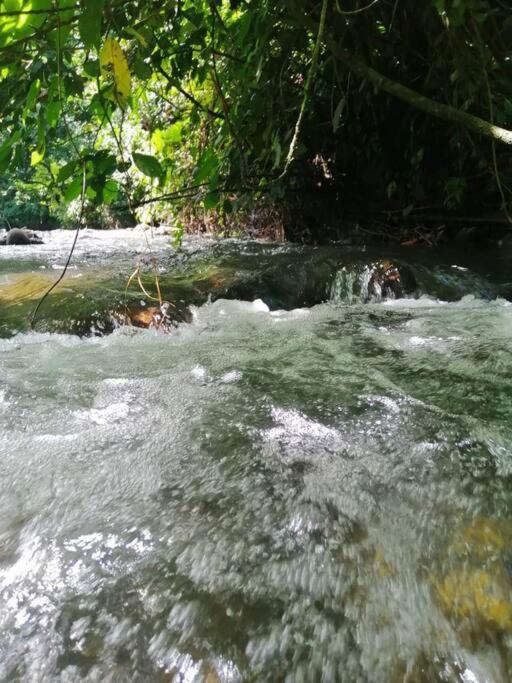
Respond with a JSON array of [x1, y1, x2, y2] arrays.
[[0, 0, 511, 234]]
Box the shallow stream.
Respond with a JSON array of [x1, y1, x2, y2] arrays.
[[1, 230, 512, 681]]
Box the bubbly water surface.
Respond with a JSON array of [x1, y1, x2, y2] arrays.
[[1, 232, 512, 681]]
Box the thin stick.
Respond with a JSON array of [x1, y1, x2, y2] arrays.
[[335, 0, 380, 15], [30, 162, 86, 326], [277, 0, 329, 180]]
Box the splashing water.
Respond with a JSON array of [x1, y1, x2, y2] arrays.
[[1, 232, 512, 681]]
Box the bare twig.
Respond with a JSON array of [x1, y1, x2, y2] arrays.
[[30, 162, 86, 326]]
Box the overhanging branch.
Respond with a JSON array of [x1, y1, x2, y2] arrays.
[[329, 43, 512, 146]]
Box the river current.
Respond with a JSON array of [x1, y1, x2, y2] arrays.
[[1, 230, 512, 682]]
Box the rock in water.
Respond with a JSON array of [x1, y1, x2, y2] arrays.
[[0, 228, 44, 245]]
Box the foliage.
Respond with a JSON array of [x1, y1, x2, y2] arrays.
[[0, 179, 51, 228], [0, 0, 511, 235]]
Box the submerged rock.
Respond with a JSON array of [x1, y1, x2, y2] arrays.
[[433, 517, 512, 643], [0, 272, 53, 304], [0, 228, 44, 245], [110, 301, 190, 332]]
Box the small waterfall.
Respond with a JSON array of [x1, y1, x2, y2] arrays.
[[329, 262, 403, 304], [329, 260, 504, 305], [329, 265, 373, 304]]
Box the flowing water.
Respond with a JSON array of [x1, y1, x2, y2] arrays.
[[1, 230, 512, 682]]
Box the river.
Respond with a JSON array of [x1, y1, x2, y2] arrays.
[[1, 229, 512, 681]]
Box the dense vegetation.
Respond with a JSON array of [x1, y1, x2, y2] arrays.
[[0, 0, 511, 240]]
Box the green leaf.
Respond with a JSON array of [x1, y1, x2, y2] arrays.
[[132, 152, 163, 178], [46, 100, 60, 127], [103, 179, 119, 204], [79, 0, 105, 51], [125, 26, 148, 47], [0, 150, 12, 173], [194, 149, 219, 184], [332, 96, 345, 133], [57, 160, 77, 182], [64, 175, 84, 202], [23, 78, 41, 119], [91, 150, 116, 175], [36, 114, 46, 149], [132, 57, 153, 81], [83, 60, 100, 78], [203, 191, 220, 209], [0, 0, 53, 48], [152, 122, 182, 153], [86, 185, 97, 200], [0, 130, 21, 162]]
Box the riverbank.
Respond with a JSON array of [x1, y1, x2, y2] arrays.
[[4, 196, 512, 251]]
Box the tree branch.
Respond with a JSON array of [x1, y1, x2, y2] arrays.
[[328, 43, 512, 145], [0, 4, 76, 16], [154, 62, 224, 120]]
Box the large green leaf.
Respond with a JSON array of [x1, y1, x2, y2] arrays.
[[0, 0, 52, 48], [83, 59, 100, 78], [132, 152, 163, 178], [23, 78, 41, 119], [203, 191, 220, 209], [132, 56, 152, 81], [79, 0, 104, 50], [57, 159, 77, 182], [152, 122, 183, 154], [46, 100, 60, 127], [194, 149, 219, 184], [102, 179, 119, 204], [0, 129, 20, 171], [63, 175, 84, 202]]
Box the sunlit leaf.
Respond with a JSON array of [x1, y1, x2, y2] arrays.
[[125, 26, 148, 47], [100, 37, 131, 109], [0, 0, 52, 48], [30, 148, 44, 166], [132, 152, 163, 178], [152, 122, 182, 153]]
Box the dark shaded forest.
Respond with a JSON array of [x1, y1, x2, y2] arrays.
[[1, 0, 511, 242]]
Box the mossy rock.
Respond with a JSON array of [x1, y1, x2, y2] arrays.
[[432, 517, 512, 641]]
